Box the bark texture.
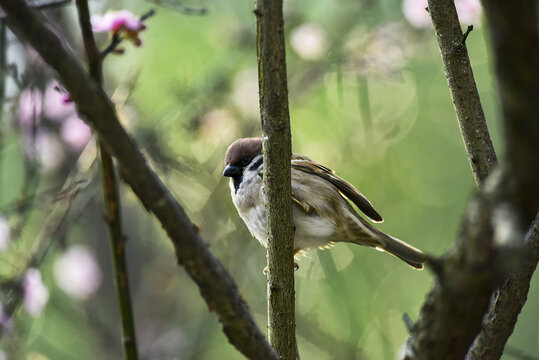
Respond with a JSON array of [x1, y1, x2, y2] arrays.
[[427, 0, 496, 186], [464, 0, 539, 357], [466, 215, 539, 360], [255, 1, 297, 359], [480, 0, 539, 220]]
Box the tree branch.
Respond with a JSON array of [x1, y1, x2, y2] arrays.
[[0, 1, 277, 358], [403, 0, 539, 358], [480, 0, 539, 220], [466, 213, 539, 360], [255, 1, 297, 359], [403, 167, 511, 360], [464, 0, 539, 357], [426, 0, 497, 186], [74, 1, 139, 358], [0, 20, 6, 203]]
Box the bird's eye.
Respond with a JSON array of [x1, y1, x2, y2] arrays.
[[241, 156, 250, 166]]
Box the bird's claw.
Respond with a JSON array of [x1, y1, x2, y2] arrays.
[[263, 263, 299, 275]]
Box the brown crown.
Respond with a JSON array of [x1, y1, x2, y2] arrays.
[[224, 137, 263, 165]]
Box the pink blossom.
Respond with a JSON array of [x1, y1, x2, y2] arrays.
[[402, 0, 431, 28], [402, 0, 482, 29], [455, 0, 482, 24], [92, 10, 146, 46], [24, 268, 50, 317], [60, 115, 92, 151], [43, 82, 76, 121], [60, 93, 73, 104], [0, 216, 10, 252], [54, 245, 102, 300]]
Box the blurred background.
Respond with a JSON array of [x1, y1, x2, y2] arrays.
[[0, 0, 537, 359]]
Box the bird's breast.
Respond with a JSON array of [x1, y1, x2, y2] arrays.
[[237, 200, 268, 247]]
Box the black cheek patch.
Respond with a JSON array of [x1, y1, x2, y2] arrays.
[[233, 176, 243, 193]]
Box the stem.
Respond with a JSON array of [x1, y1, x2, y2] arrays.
[[0, 20, 6, 203], [99, 148, 139, 359], [101, 10, 155, 58], [426, 0, 497, 187], [74, 1, 139, 359], [0, 20, 5, 102], [254, 1, 297, 359], [0, 1, 277, 358]]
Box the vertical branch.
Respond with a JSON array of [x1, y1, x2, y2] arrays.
[[0, 20, 6, 203], [426, 0, 497, 186], [465, 0, 539, 357], [74, 1, 139, 359], [479, 0, 539, 219], [0, 20, 5, 108], [254, 1, 296, 359]]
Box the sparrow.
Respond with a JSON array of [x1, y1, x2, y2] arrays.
[[223, 137, 426, 269]]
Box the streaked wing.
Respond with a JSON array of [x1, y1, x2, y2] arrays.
[[291, 155, 383, 222]]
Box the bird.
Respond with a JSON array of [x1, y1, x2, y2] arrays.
[[223, 137, 426, 269]]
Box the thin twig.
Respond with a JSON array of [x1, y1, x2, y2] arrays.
[[0, 1, 278, 358], [0, 20, 5, 105], [100, 34, 122, 58], [75, 0, 139, 359], [427, 0, 496, 187], [402, 313, 415, 334], [460, 25, 473, 46], [0, 20, 6, 203], [255, 1, 297, 359]]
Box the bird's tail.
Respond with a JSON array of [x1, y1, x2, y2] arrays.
[[375, 231, 426, 270], [351, 224, 426, 269]]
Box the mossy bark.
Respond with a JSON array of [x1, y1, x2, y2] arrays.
[[255, 0, 297, 359], [427, 0, 496, 186]]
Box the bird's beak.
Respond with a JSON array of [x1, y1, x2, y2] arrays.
[[223, 165, 242, 178]]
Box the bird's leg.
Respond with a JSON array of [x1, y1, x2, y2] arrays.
[[293, 248, 300, 271]]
